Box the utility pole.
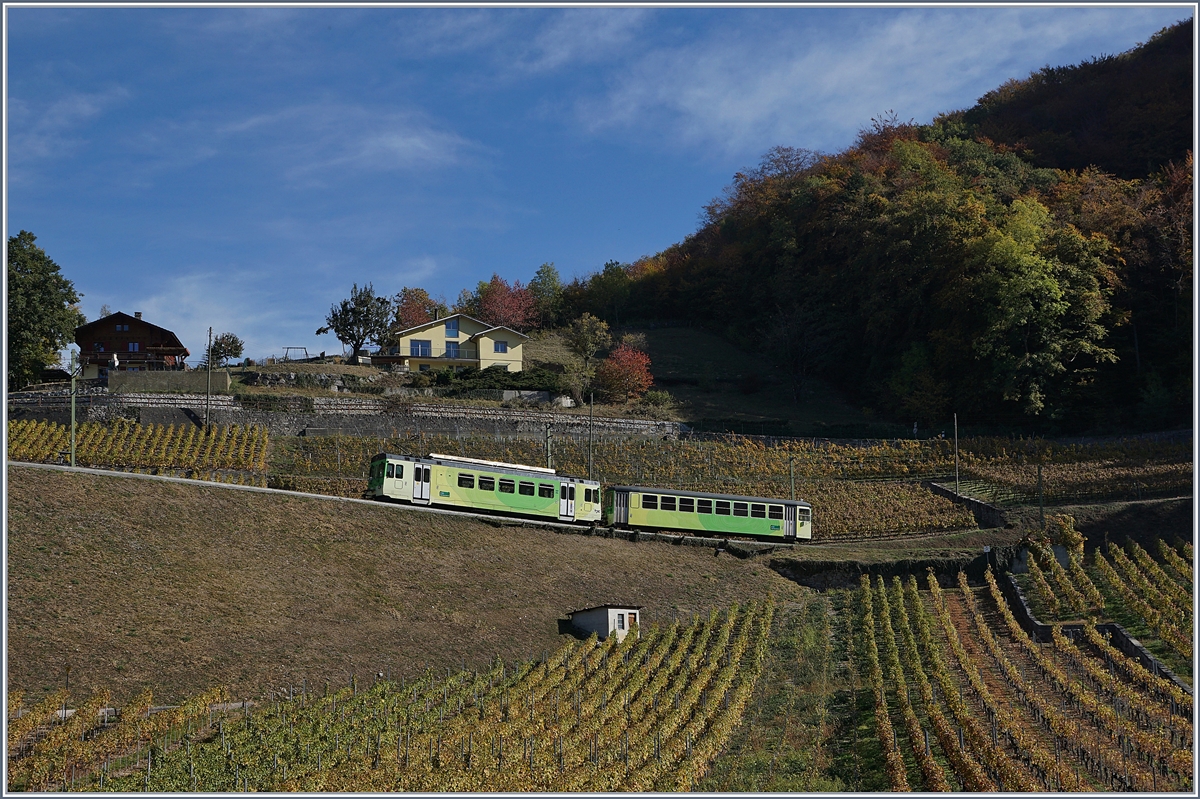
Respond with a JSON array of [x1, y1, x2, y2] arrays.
[[545, 424, 553, 471], [954, 413, 959, 496], [1038, 461, 1045, 531], [789, 455, 795, 500], [205, 327, 213, 430], [588, 392, 594, 481], [69, 349, 78, 467]]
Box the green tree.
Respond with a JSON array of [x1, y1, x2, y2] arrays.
[[203, 332, 245, 367], [564, 313, 612, 373], [586, 261, 631, 324], [316, 282, 392, 356], [528, 262, 564, 328], [7, 231, 84, 389]]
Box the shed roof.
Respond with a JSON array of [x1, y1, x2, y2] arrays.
[[567, 604, 645, 617]]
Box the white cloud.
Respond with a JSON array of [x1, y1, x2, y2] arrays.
[[515, 8, 649, 72], [218, 102, 480, 183], [573, 7, 1187, 156], [8, 85, 130, 165]]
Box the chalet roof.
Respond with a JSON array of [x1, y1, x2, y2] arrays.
[[391, 313, 530, 341], [567, 604, 645, 617], [391, 312, 490, 338], [468, 325, 530, 341], [75, 312, 188, 353]]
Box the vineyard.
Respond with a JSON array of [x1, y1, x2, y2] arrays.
[[8, 420, 1191, 539], [9, 602, 775, 792], [850, 556, 1194, 792], [5, 420, 268, 484]]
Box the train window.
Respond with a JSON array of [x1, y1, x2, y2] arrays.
[[660, 496, 676, 512], [643, 495, 658, 510], [751, 503, 766, 518], [799, 508, 812, 521], [715, 500, 730, 515], [569, 486, 575, 500], [519, 481, 535, 496], [733, 502, 749, 517], [458, 473, 474, 489], [387, 463, 395, 479], [679, 497, 695, 513], [697, 499, 713, 514], [397, 465, 404, 479], [538, 484, 555, 498], [768, 505, 784, 519], [498, 479, 515, 493], [479, 476, 495, 491]]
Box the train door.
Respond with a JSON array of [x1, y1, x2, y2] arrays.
[[784, 505, 797, 539], [612, 491, 629, 525], [558, 481, 576, 520], [412, 463, 431, 504]]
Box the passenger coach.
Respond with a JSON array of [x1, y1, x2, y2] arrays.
[[367, 452, 602, 524], [604, 486, 812, 541]]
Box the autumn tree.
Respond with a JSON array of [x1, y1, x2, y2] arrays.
[[392, 287, 447, 331], [457, 273, 537, 330], [7, 231, 84, 389], [316, 282, 392, 355], [595, 343, 653, 402]]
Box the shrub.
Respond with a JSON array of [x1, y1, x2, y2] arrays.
[[595, 344, 653, 402]]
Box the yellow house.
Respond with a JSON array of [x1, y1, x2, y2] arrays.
[[387, 313, 527, 373]]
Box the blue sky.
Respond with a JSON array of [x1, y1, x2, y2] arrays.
[[6, 4, 1191, 362]]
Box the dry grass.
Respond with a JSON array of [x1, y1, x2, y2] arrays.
[[7, 466, 802, 707]]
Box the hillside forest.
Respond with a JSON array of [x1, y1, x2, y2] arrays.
[[395, 21, 1189, 435]]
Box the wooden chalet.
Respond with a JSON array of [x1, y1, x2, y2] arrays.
[[75, 311, 190, 379]]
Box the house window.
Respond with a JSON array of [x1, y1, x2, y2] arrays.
[[538, 484, 555, 498], [660, 496, 676, 512], [115, 324, 128, 331], [733, 502, 749, 517], [93, 342, 104, 351], [769, 505, 784, 519], [410, 339, 432, 357], [446, 341, 460, 359], [386, 463, 395, 479], [479, 476, 495, 491], [418, 364, 431, 372], [519, 481, 535, 496], [498, 479, 515, 494], [751, 503, 766, 518], [679, 497, 695, 513], [445, 318, 459, 338], [128, 342, 140, 352], [715, 500, 731, 515], [458, 473, 475, 489], [617, 613, 625, 631], [697, 499, 713, 514], [494, 340, 508, 353]]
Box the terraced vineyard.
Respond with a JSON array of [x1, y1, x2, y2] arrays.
[[9, 602, 773, 792], [853, 561, 1194, 793]]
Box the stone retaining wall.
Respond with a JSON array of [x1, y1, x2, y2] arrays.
[[926, 481, 1007, 528]]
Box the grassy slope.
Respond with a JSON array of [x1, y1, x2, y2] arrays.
[[7, 467, 802, 706]]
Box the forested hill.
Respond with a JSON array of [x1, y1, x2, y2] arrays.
[[607, 20, 1192, 435], [955, 19, 1192, 180]]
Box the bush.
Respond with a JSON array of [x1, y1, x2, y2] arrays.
[[595, 344, 653, 402], [641, 390, 675, 408]]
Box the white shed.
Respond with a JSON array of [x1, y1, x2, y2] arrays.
[[567, 604, 644, 642]]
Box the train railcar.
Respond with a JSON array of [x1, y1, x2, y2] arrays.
[[367, 452, 602, 524], [604, 485, 812, 541]]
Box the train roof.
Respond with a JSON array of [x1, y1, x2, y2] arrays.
[[607, 485, 811, 507], [371, 452, 598, 484]]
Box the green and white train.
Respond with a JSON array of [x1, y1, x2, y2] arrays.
[[367, 452, 602, 523], [368, 452, 812, 542], [605, 486, 811, 541]]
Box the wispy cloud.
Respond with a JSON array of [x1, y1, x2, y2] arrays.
[[217, 102, 480, 183], [8, 85, 130, 165], [573, 7, 1186, 156]]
